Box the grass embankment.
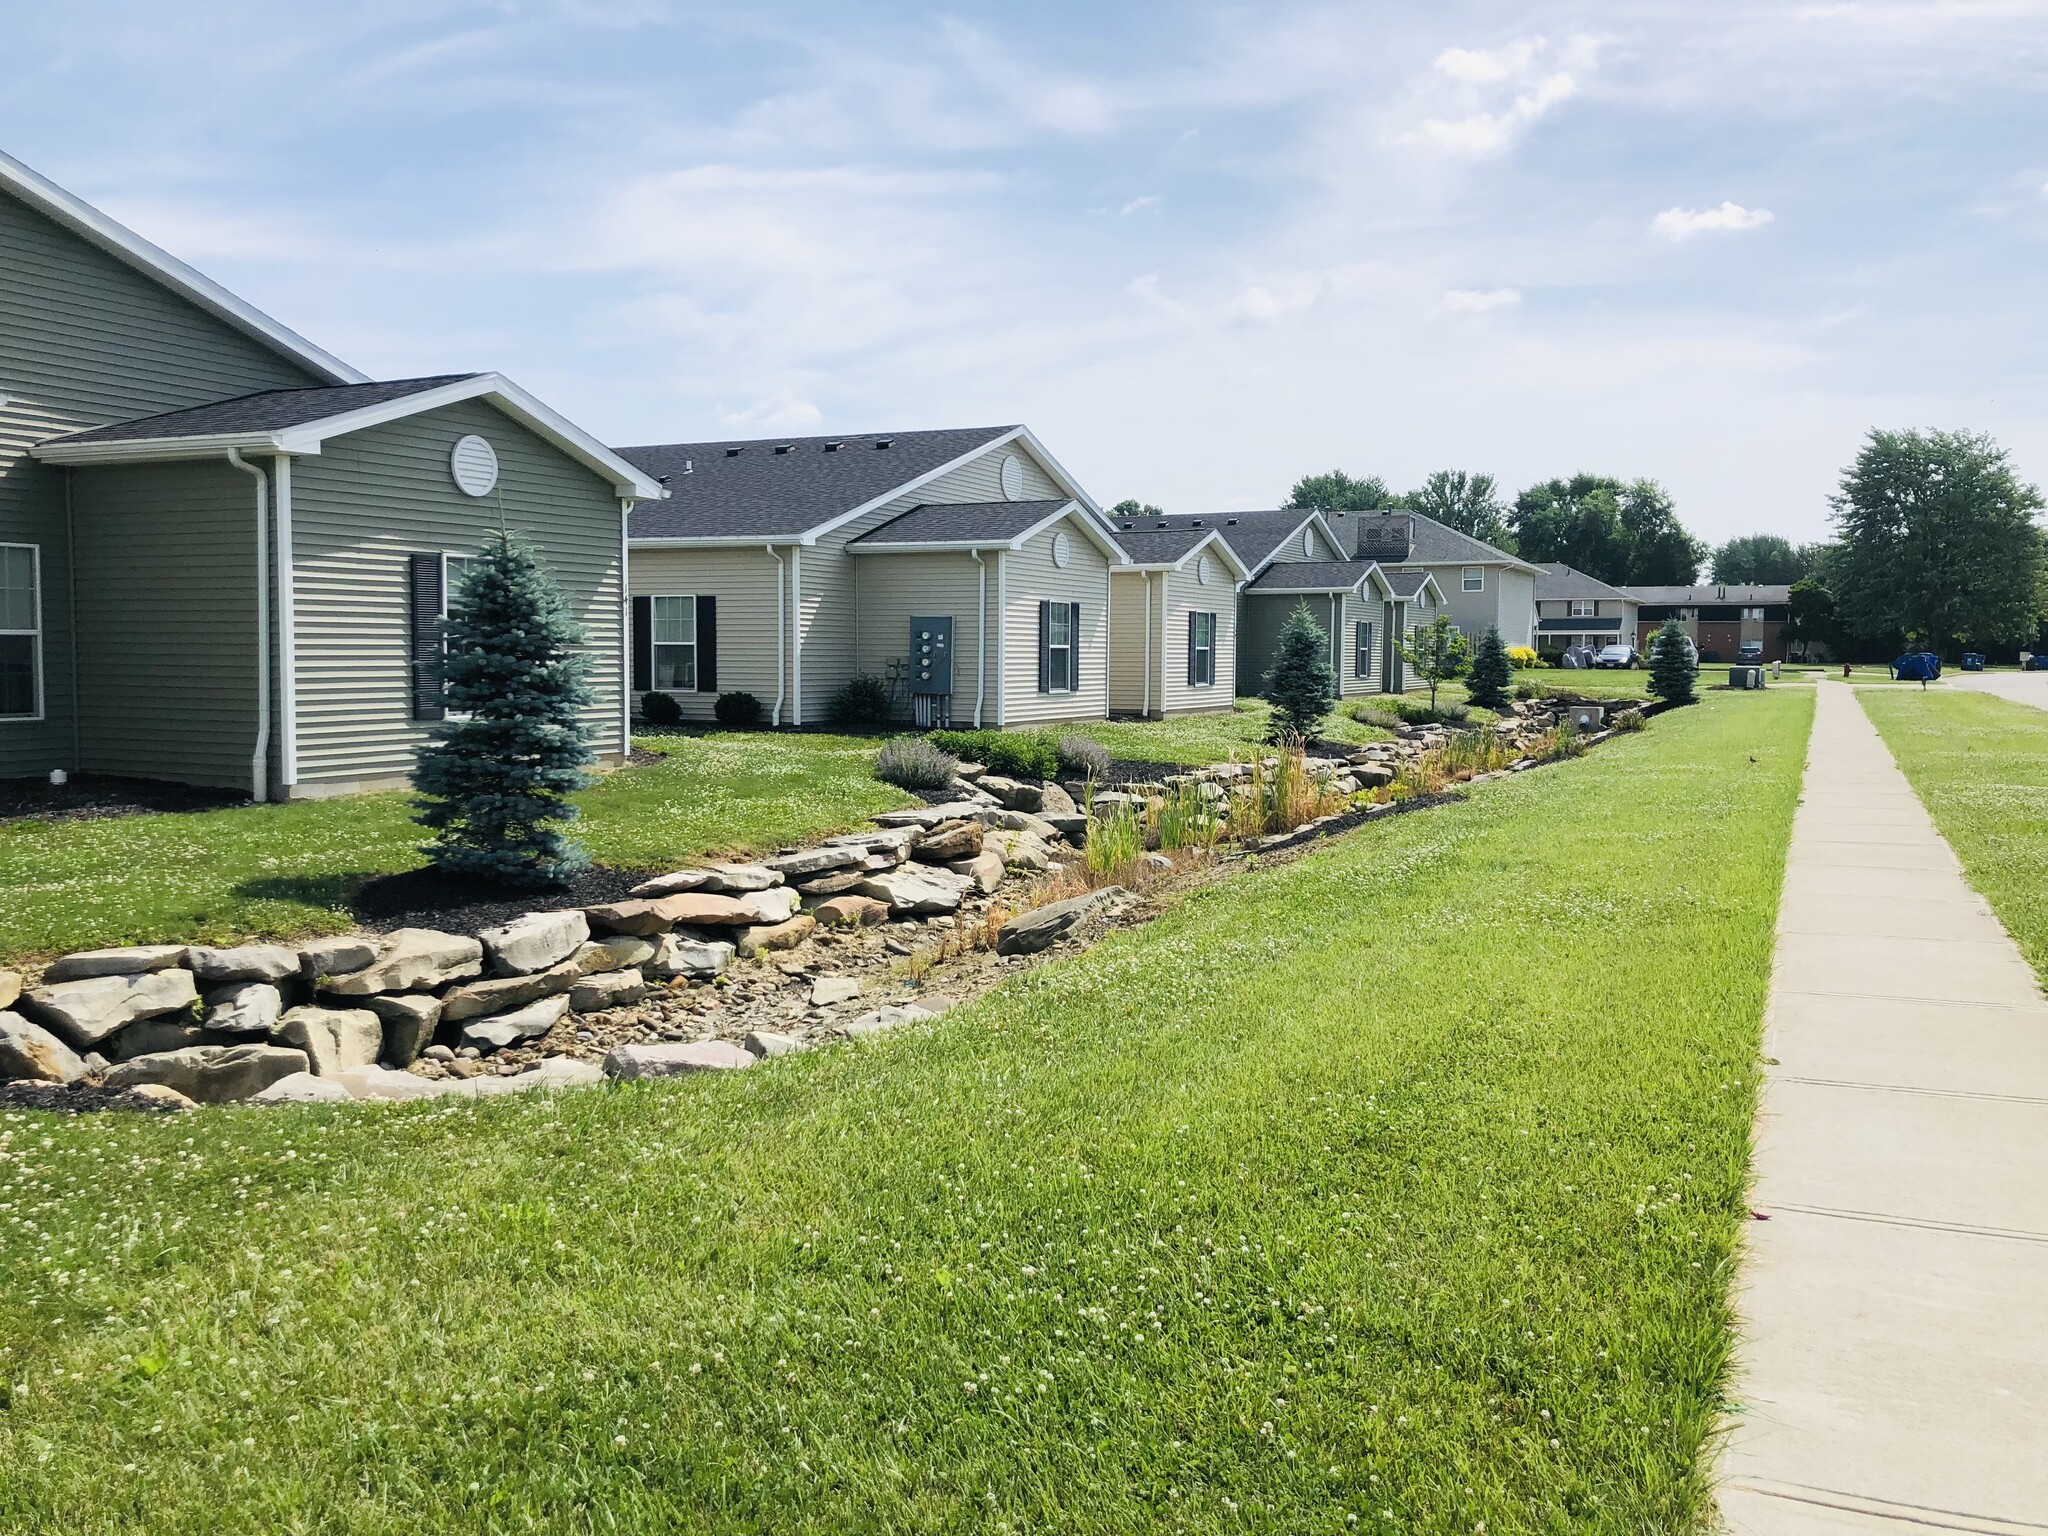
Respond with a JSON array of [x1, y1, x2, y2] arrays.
[[0, 733, 911, 961], [1086, 699, 1389, 766], [1861, 687, 2048, 988], [0, 690, 1810, 1533]]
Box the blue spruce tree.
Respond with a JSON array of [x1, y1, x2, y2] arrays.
[[414, 531, 595, 884]]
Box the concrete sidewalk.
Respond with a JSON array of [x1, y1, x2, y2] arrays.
[[1717, 682, 2048, 1534], [1952, 671, 2048, 715]]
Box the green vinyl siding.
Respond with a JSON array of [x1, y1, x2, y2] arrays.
[[289, 397, 624, 789], [0, 186, 322, 777]]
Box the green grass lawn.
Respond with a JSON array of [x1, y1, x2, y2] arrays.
[[0, 734, 914, 962], [1861, 688, 2048, 987], [1085, 698, 1389, 765], [0, 689, 1811, 1533]]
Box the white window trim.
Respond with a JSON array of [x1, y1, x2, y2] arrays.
[[1462, 566, 1483, 591], [650, 592, 701, 693], [1569, 598, 1596, 618], [1045, 603, 1074, 694], [0, 542, 44, 723], [1355, 620, 1375, 679], [1190, 610, 1216, 688], [440, 552, 475, 721]]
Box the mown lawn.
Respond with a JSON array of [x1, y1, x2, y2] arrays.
[[0, 689, 1810, 1533], [0, 734, 913, 961], [1861, 687, 2048, 987], [1085, 698, 1389, 765]]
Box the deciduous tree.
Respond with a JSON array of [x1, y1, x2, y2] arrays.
[[1396, 614, 1471, 710], [1406, 470, 1515, 550], [1285, 470, 1399, 512]]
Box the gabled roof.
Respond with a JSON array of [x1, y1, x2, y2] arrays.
[[1379, 570, 1445, 601], [1535, 563, 1635, 603], [1112, 527, 1251, 579], [1134, 509, 1342, 570], [1623, 583, 1791, 605], [0, 147, 366, 387], [1244, 560, 1379, 595], [32, 372, 664, 500], [849, 499, 1127, 561], [1330, 508, 1539, 573]]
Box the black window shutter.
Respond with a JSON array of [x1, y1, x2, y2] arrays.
[[1069, 601, 1082, 692], [1187, 611, 1199, 687], [632, 596, 653, 693], [696, 595, 718, 693], [1037, 600, 1051, 693], [408, 553, 445, 721]]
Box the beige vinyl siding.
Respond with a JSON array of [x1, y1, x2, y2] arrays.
[[68, 460, 259, 787], [629, 547, 785, 723], [1107, 572, 1151, 714], [1001, 513, 1110, 727], [0, 188, 323, 776], [290, 398, 623, 790], [851, 552, 990, 725], [1157, 562, 1235, 714], [1496, 568, 1536, 649]]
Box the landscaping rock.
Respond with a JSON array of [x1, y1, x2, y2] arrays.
[[604, 1040, 755, 1079], [274, 1006, 384, 1078], [297, 936, 378, 980], [699, 862, 783, 893], [737, 887, 802, 925], [628, 868, 713, 898], [186, 944, 299, 985], [1355, 764, 1395, 788], [842, 1002, 939, 1038], [479, 910, 590, 977], [1041, 813, 1088, 842], [985, 830, 1053, 872], [460, 995, 570, 1053], [792, 867, 867, 896], [463, 1056, 604, 1096], [588, 893, 753, 934], [440, 959, 580, 1023], [43, 945, 189, 984], [104, 1043, 309, 1104], [859, 866, 971, 916], [363, 993, 442, 1065], [872, 801, 987, 829], [0, 1011, 87, 1084], [22, 968, 199, 1050], [202, 981, 283, 1038], [978, 775, 1044, 813], [573, 935, 659, 974], [995, 888, 1125, 956], [570, 968, 648, 1013], [319, 929, 482, 996], [0, 972, 18, 1011], [811, 894, 889, 928], [253, 1071, 351, 1105], [646, 934, 734, 980], [810, 976, 862, 1007], [946, 849, 1006, 894], [764, 845, 862, 878], [1038, 781, 1079, 817], [736, 915, 816, 957], [827, 827, 918, 861], [744, 1030, 804, 1058], [1142, 852, 1173, 871], [913, 821, 983, 862], [333, 1064, 450, 1102], [984, 808, 1063, 839], [106, 1017, 207, 1062]]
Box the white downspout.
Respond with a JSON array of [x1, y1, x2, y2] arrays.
[[766, 544, 786, 727], [994, 551, 1008, 727], [790, 545, 804, 727], [226, 448, 270, 803], [1159, 570, 1170, 715], [969, 549, 987, 728], [618, 501, 632, 757], [273, 455, 298, 791], [1141, 573, 1151, 718]]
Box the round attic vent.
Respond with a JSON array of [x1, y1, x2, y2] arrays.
[[1197, 553, 1213, 585], [1051, 530, 1072, 568], [1000, 453, 1025, 501], [1302, 527, 1314, 557], [450, 434, 499, 497]]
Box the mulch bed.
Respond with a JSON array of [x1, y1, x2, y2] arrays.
[[348, 864, 655, 938], [0, 773, 251, 826]]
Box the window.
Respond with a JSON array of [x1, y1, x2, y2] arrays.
[[440, 555, 477, 719], [1743, 606, 1765, 621], [1570, 598, 1596, 618], [1188, 611, 1216, 687], [1354, 620, 1374, 678], [0, 544, 39, 721], [651, 595, 698, 690], [1045, 602, 1073, 692], [1462, 567, 1483, 592]]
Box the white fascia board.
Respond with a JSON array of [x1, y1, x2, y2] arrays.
[[1017, 503, 1126, 561], [631, 535, 801, 549], [799, 427, 1022, 544], [848, 504, 1130, 562], [1010, 425, 1107, 522], [0, 148, 366, 387], [1118, 530, 1252, 579], [33, 430, 288, 465]]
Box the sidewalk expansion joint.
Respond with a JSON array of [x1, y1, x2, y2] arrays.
[[1726, 1477, 2048, 1535], [1759, 1202, 2048, 1246]]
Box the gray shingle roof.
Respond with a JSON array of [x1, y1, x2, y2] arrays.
[[1538, 615, 1623, 632], [48, 375, 479, 444], [1112, 528, 1218, 565], [850, 500, 1070, 547], [1624, 584, 1791, 605], [621, 426, 1018, 540], [1380, 570, 1434, 599], [1244, 561, 1373, 594], [1331, 508, 1531, 569], [1535, 563, 1634, 602], [1141, 510, 1325, 568]]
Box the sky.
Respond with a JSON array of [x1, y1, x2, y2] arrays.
[[5, 1, 2048, 546]]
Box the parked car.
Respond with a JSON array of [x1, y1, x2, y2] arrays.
[[1737, 640, 1764, 663], [1592, 643, 1640, 669]]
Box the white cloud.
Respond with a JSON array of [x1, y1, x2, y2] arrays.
[[1436, 287, 1523, 316], [717, 389, 824, 431], [1650, 201, 1777, 240], [1120, 194, 1162, 215], [1400, 35, 1596, 158], [1433, 40, 1541, 84]]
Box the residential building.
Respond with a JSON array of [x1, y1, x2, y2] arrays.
[[1106, 526, 1252, 717], [0, 149, 657, 800], [1331, 508, 1540, 650], [1625, 584, 1792, 662], [1534, 564, 1640, 656]]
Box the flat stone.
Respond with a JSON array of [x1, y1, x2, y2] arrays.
[[22, 968, 199, 1049], [736, 915, 816, 958], [570, 968, 648, 1013], [604, 1040, 756, 1079], [297, 935, 379, 980], [984, 808, 1063, 839], [984, 830, 1054, 871], [995, 887, 1124, 957], [42, 945, 189, 984], [763, 845, 862, 878], [572, 936, 658, 974], [913, 821, 983, 862], [841, 1002, 939, 1038], [587, 893, 756, 933], [0, 972, 18, 1011], [945, 849, 1005, 894], [826, 827, 918, 860], [479, 910, 590, 977], [201, 981, 283, 1037], [106, 1017, 207, 1063], [811, 894, 890, 928], [319, 929, 482, 996], [186, 943, 300, 985], [1042, 813, 1088, 841], [738, 887, 802, 925], [460, 994, 571, 1053], [362, 993, 442, 1065], [0, 1011, 87, 1084], [1038, 781, 1079, 817], [274, 1006, 384, 1078], [627, 868, 713, 898], [859, 867, 970, 916], [462, 1056, 604, 1096], [252, 1071, 351, 1104], [104, 1043, 310, 1104], [645, 934, 733, 980], [871, 801, 988, 829], [744, 1030, 804, 1058], [699, 862, 783, 893], [809, 976, 862, 1006], [440, 958, 580, 1022], [977, 775, 1044, 813], [333, 1064, 451, 1102], [792, 867, 867, 896]]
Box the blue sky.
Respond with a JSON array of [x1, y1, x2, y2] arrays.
[[6, 1, 2047, 544]]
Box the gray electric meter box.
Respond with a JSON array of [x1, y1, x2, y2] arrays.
[[910, 617, 954, 695]]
